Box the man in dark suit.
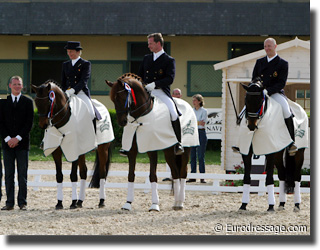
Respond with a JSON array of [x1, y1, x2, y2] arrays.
[[0, 76, 34, 210], [61, 41, 100, 130], [252, 38, 297, 156], [137, 33, 184, 155]]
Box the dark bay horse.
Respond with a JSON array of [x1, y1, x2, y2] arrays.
[[106, 73, 191, 211], [239, 80, 306, 212], [32, 81, 112, 209]]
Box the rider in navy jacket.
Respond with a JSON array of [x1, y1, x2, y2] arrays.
[[252, 38, 297, 156]]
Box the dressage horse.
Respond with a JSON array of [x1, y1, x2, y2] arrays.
[[32, 81, 112, 209], [239, 80, 306, 212], [106, 73, 193, 211]]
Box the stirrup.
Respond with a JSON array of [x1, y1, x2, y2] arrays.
[[174, 143, 184, 155], [119, 148, 128, 157], [232, 146, 240, 153], [288, 143, 298, 156]]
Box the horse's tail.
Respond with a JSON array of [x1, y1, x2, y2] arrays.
[[89, 145, 112, 188]]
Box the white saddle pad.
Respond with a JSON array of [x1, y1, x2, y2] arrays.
[[43, 96, 114, 162], [237, 96, 309, 156], [122, 97, 199, 153]]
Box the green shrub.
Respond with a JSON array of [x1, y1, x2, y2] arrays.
[[30, 109, 44, 146], [109, 109, 123, 147]]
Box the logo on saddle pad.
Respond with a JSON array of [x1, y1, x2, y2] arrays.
[[182, 120, 195, 135], [99, 118, 110, 133], [295, 124, 306, 139]]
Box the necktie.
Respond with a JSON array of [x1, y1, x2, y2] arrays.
[[14, 97, 17, 108]]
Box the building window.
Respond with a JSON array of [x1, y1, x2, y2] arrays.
[[228, 42, 263, 59], [0, 60, 28, 94], [187, 61, 222, 97], [127, 42, 171, 75], [90, 61, 127, 95], [296, 89, 310, 116]]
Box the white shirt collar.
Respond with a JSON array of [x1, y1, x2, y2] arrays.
[[267, 53, 278, 62], [72, 57, 81, 66], [11, 93, 21, 102], [153, 49, 165, 61]]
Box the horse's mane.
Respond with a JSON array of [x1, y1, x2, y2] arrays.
[[110, 73, 145, 102]]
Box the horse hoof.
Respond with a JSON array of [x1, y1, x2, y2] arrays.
[[98, 199, 105, 208], [294, 204, 300, 212], [70, 200, 78, 209], [239, 203, 247, 211], [277, 205, 285, 211], [149, 204, 160, 212], [77, 200, 83, 208], [121, 202, 132, 211], [267, 205, 275, 212], [173, 201, 183, 210], [55, 201, 63, 210]]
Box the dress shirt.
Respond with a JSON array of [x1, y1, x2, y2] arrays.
[[267, 53, 278, 63], [153, 49, 165, 61], [72, 57, 81, 66]]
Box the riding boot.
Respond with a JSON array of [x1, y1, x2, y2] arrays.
[[171, 118, 184, 155], [284, 116, 298, 156], [92, 118, 97, 134]]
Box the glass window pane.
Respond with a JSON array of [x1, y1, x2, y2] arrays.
[[306, 89, 310, 98], [296, 99, 304, 108], [296, 89, 305, 98], [305, 99, 310, 109]]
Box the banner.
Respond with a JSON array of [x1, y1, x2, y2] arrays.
[[205, 108, 222, 140]]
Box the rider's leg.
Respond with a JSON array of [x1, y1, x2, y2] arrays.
[[271, 93, 297, 156], [77, 90, 97, 132], [152, 90, 184, 155]]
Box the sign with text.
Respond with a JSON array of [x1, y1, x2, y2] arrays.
[[205, 108, 222, 140]]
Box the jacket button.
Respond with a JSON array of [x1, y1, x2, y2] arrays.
[[75, 81, 77, 83], [261, 74, 263, 77], [261, 81, 263, 83], [75, 76, 77, 78], [146, 77, 148, 79], [154, 77, 156, 79], [146, 71, 149, 73]]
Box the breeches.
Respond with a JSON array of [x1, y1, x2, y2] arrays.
[[151, 89, 178, 121], [271, 93, 292, 119], [77, 90, 95, 120]]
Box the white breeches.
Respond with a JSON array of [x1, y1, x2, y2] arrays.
[[151, 89, 178, 121], [77, 90, 95, 120], [271, 93, 292, 119]]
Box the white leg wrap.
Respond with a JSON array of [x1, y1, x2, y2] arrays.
[[99, 179, 106, 200], [294, 181, 301, 204], [78, 179, 86, 201], [151, 182, 159, 204], [57, 183, 63, 201], [166, 163, 170, 172], [71, 182, 78, 200], [173, 179, 180, 203], [179, 178, 186, 203], [279, 181, 287, 203], [127, 182, 134, 203], [242, 184, 250, 204], [267, 184, 275, 205]]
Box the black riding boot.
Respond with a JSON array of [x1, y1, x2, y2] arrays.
[[285, 116, 297, 156], [171, 118, 184, 155], [93, 118, 97, 134]]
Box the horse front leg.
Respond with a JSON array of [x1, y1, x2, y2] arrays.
[[265, 154, 275, 212], [239, 147, 253, 211], [148, 150, 159, 212], [274, 150, 287, 210], [52, 147, 63, 210], [122, 138, 138, 211], [77, 154, 87, 208], [70, 159, 79, 209], [97, 142, 111, 208]]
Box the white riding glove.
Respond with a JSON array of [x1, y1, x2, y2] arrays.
[[263, 89, 268, 96], [65, 88, 75, 98], [145, 82, 156, 92]]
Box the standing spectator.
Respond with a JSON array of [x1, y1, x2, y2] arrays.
[[172, 88, 182, 98], [187, 94, 208, 183], [0, 76, 34, 210]]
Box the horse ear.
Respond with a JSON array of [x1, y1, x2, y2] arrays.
[[31, 84, 37, 93], [240, 83, 249, 91], [105, 80, 114, 88]]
